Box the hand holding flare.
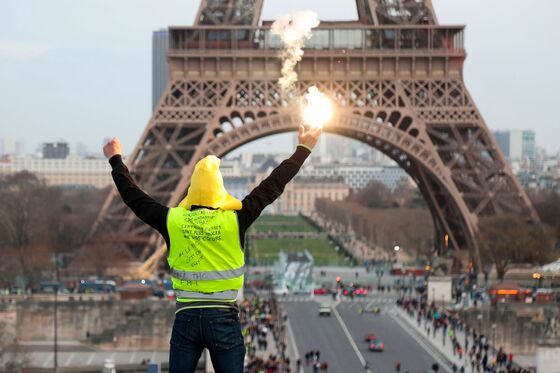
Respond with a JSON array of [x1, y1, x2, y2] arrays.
[[302, 86, 333, 129], [298, 123, 322, 150]]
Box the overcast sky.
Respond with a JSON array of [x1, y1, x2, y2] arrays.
[[1, 0, 559, 156]]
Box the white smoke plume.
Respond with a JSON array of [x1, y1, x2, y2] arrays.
[[271, 10, 320, 96]]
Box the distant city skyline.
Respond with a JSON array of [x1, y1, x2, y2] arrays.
[[1, 1, 559, 156]]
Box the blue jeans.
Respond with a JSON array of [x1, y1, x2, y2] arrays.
[[169, 308, 246, 373]]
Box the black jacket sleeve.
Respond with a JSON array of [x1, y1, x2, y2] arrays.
[[237, 145, 311, 238], [109, 155, 170, 247]]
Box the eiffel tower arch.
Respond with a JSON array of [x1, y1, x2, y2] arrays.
[[90, 0, 538, 272]]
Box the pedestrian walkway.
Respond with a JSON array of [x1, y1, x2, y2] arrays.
[[253, 326, 279, 360], [395, 307, 464, 369], [395, 307, 535, 372], [241, 296, 287, 372]]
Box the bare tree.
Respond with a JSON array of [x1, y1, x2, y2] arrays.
[[316, 199, 433, 259], [54, 187, 108, 252], [0, 172, 58, 287], [0, 172, 110, 286], [530, 190, 560, 247], [476, 214, 556, 281], [349, 181, 395, 208], [73, 242, 132, 278], [350, 180, 425, 209]]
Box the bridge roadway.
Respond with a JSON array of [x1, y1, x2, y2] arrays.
[[281, 292, 449, 373]]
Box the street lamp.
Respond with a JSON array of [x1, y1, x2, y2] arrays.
[[532, 272, 542, 287], [52, 252, 60, 373], [394, 245, 400, 252]]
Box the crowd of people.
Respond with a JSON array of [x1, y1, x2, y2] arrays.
[[397, 296, 533, 373], [304, 350, 328, 372], [240, 295, 291, 373]]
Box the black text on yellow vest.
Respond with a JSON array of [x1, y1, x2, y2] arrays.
[[167, 207, 244, 302]]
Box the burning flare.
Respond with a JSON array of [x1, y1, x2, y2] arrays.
[[303, 86, 333, 129]]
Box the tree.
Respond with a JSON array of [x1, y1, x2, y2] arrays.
[[316, 198, 433, 260], [53, 187, 108, 252], [73, 242, 132, 278], [350, 180, 425, 209], [392, 182, 425, 208], [476, 214, 556, 281], [0, 172, 109, 286], [529, 190, 560, 246], [0, 172, 59, 287], [350, 180, 394, 208]]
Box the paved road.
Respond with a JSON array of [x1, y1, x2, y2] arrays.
[[337, 301, 449, 373], [282, 292, 449, 373], [282, 301, 366, 373]]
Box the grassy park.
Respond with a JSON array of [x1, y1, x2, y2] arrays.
[[250, 215, 319, 233], [247, 215, 351, 266]]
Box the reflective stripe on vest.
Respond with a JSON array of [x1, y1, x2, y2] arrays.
[[174, 289, 238, 301], [172, 266, 244, 281]]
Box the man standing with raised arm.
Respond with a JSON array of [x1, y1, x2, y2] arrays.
[[103, 124, 322, 373]]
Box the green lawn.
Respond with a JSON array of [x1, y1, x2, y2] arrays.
[[249, 215, 320, 233], [247, 215, 351, 266]]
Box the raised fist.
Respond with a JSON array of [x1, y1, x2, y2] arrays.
[[103, 137, 123, 159]]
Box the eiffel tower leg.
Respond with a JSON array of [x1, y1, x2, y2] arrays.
[[89, 79, 236, 261]]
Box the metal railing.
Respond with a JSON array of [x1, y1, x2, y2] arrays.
[[169, 25, 465, 53]]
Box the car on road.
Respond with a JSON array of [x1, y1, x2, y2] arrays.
[[341, 284, 369, 297], [364, 333, 377, 342], [368, 340, 385, 352], [313, 288, 331, 295], [318, 303, 331, 316], [354, 287, 368, 297], [272, 286, 289, 296]]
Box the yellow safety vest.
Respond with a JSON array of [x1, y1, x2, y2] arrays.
[[167, 207, 244, 303]]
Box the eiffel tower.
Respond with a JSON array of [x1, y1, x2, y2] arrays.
[[90, 0, 538, 273]]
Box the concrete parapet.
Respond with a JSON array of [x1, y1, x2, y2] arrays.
[[0, 299, 175, 350], [536, 337, 560, 373]]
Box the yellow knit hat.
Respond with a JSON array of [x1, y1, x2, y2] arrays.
[[178, 155, 242, 211]]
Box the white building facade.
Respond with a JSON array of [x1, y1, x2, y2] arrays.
[[6, 155, 112, 188], [299, 163, 412, 191]]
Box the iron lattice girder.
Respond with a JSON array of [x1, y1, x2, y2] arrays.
[[89, 0, 538, 267], [197, 0, 437, 26], [195, 0, 263, 26]]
